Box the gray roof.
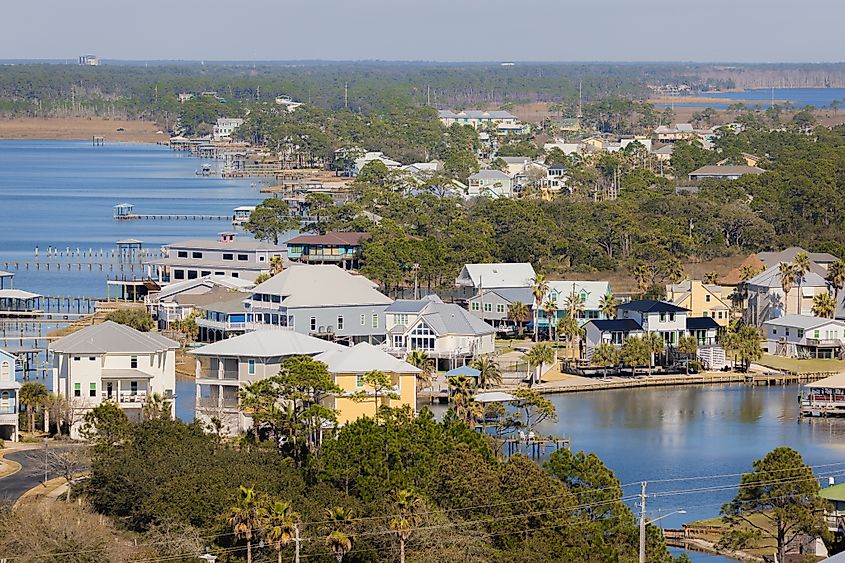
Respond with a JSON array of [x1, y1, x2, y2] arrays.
[[747, 264, 827, 289], [469, 170, 512, 181], [252, 264, 392, 308], [101, 369, 155, 379], [155, 275, 254, 301], [315, 342, 420, 374], [439, 110, 517, 120], [165, 238, 285, 252], [688, 165, 765, 177], [758, 247, 838, 268], [762, 315, 845, 330], [477, 287, 534, 305], [195, 294, 251, 314], [50, 321, 179, 355], [416, 301, 496, 336], [191, 330, 343, 358], [386, 295, 443, 314]]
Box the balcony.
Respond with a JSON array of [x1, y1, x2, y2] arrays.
[[197, 318, 248, 331], [805, 338, 843, 347], [102, 391, 147, 406]]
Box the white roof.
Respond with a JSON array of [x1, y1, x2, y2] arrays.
[[474, 391, 517, 403], [456, 263, 536, 289], [763, 314, 845, 331], [155, 275, 254, 301], [315, 342, 420, 374], [806, 372, 845, 390], [251, 265, 391, 308], [747, 264, 827, 289], [546, 281, 610, 310], [191, 330, 343, 358], [0, 289, 41, 300], [50, 321, 178, 355]]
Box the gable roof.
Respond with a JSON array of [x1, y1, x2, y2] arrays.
[[164, 238, 284, 252], [469, 169, 512, 181], [688, 165, 765, 177], [286, 232, 369, 247], [474, 287, 534, 305], [314, 342, 420, 374], [438, 110, 517, 120], [546, 281, 610, 310], [414, 301, 496, 336], [456, 263, 536, 289], [617, 300, 688, 314], [191, 330, 343, 358], [587, 319, 643, 332], [762, 314, 845, 331], [747, 264, 827, 289], [758, 247, 838, 268], [686, 317, 720, 330], [155, 275, 254, 301], [251, 264, 392, 308], [50, 321, 178, 355]]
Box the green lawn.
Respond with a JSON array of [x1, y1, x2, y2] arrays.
[[757, 354, 845, 374]]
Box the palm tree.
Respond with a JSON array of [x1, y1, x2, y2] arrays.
[[778, 262, 797, 316], [531, 274, 549, 341], [827, 259, 845, 305], [229, 486, 263, 563], [793, 252, 811, 315], [676, 335, 699, 374], [663, 259, 685, 284], [563, 288, 586, 320], [263, 500, 300, 563], [812, 292, 836, 319], [238, 379, 277, 440], [270, 254, 284, 274], [19, 382, 47, 434], [703, 271, 720, 285], [556, 315, 582, 363], [405, 350, 434, 397], [470, 355, 502, 389], [142, 392, 172, 421], [591, 342, 619, 379], [598, 293, 619, 319], [324, 507, 354, 563], [632, 263, 651, 297], [525, 343, 555, 386], [447, 375, 475, 419], [739, 264, 761, 282], [542, 299, 558, 341], [389, 490, 424, 563], [507, 301, 531, 337], [642, 332, 665, 376]]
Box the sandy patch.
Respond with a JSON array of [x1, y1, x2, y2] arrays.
[[0, 117, 166, 143]]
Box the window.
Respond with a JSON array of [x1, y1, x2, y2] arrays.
[[89, 382, 96, 397], [483, 303, 492, 312], [409, 321, 435, 350], [310, 317, 317, 331], [192, 251, 203, 259], [74, 383, 81, 397], [337, 316, 344, 330], [187, 270, 198, 280], [271, 295, 281, 303], [471, 302, 480, 311], [785, 328, 791, 336], [174, 269, 185, 280], [356, 374, 365, 388], [201, 271, 211, 277], [259, 256, 266, 262], [248, 359, 255, 375], [815, 329, 820, 339], [798, 329, 804, 338], [130, 381, 138, 395], [372, 314, 379, 329], [393, 335, 404, 348], [496, 304, 505, 313], [232, 273, 239, 278], [772, 328, 778, 335], [177, 251, 188, 258], [89, 356, 95, 361], [73, 356, 80, 361], [360, 314, 366, 326], [705, 295, 711, 303], [237, 254, 249, 261], [215, 271, 225, 276], [669, 313, 675, 322], [659, 312, 666, 322], [130, 356, 138, 369], [288, 316, 295, 328], [223, 253, 233, 261], [394, 314, 409, 325]]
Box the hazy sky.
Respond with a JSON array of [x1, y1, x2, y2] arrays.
[[3, 0, 843, 63]]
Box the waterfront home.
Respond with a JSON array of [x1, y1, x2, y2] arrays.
[[352, 151, 402, 175], [745, 264, 828, 326], [541, 281, 610, 328], [213, 118, 244, 141], [285, 231, 369, 269], [653, 123, 695, 142], [666, 279, 733, 326], [757, 247, 838, 272], [384, 295, 496, 370], [820, 480, 845, 533], [583, 319, 644, 360], [617, 300, 688, 346], [467, 287, 533, 329], [438, 109, 520, 130], [50, 321, 178, 438], [688, 165, 765, 181], [196, 293, 251, 342], [244, 264, 392, 344], [801, 373, 845, 418], [762, 315, 845, 358], [232, 206, 256, 227], [315, 342, 419, 425], [467, 170, 514, 198], [192, 330, 343, 434], [456, 262, 536, 292], [144, 232, 285, 284], [146, 274, 254, 330], [0, 349, 20, 441]]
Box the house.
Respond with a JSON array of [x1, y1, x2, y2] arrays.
[[145, 274, 254, 330], [654, 123, 695, 142], [353, 151, 402, 175], [666, 280, 733, 326], [438, 110, 520, 130], [686, 317, 720, 346], [196, 293, 252, 342], [540, 281, 611, 328], [617, 300, 689, 346], [192, 330, 343, 434], [213, 118, 244, 141], [763, 315, 845, 358], [285, 232, 369, 269], [584, 319, 645, 359], [244, 264, 392, 344], [546, 163, 568, 191], [688, 165, 765, 181], [384, 295, 496, 370], [274, 96, 303, 112], [653, 144, 673, 162], [467, 287, 534, 328], [757, 247, 838, 272], [315, 342, 419, 425], [467, 170, 514, 198], [745, 265, 828, 326], [0, 350, 20, 441], [498, 156, 532, 176], [144, 233, 285, 284], [456, 263, 536, 291], [49, 321, 178, 438]]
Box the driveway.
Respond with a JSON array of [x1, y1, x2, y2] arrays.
[[0, 446, 74, 502]]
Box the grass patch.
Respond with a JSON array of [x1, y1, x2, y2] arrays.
[[757, 354, 845, 374], [686, 512, 779, 556]]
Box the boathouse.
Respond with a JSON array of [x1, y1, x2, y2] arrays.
[[801, 373, 845, 417]]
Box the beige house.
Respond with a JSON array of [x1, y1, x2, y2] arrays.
[[667, 280, 733, 326]]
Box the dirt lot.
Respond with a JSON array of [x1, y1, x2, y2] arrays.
[[0, 117, 166, 143]]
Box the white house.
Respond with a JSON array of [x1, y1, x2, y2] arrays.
[[384, 295, 495, 370], [0, 350, 20, 441], [145, 274, 254, 329], [456, 262, 536, 291], [583, 319, 645, 359], [213, 118, 244, 141], [49, 321, 179, 438], [438, 110, 520, 130], [745, 265, 828, 326], [763, 315, 845, 359], [467, 170, 514, 198], [617, 300, 688, 346], [542, 281, 611, 327]]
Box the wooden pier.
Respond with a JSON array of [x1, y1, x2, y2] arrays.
[[1, 261, 145, 273], [115, 213, 231, 221], [498, 437, 571, 459]]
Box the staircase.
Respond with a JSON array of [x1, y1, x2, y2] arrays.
[[698, 346, 726, 370]]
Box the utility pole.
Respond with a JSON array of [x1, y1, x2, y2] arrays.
[[43, 438, 49, 485], [639, 481, 647, 563], [344, 82, 349, 110], [294, 524, 301, 563]]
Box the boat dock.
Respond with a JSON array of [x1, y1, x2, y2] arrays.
[[113, 203, 230, 221], [498, 437, 571, 459], [1, 261, 147, 273]]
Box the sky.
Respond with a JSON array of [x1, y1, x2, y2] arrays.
[[2, 0, 843, 63]]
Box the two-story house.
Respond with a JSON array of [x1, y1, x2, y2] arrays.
[[617, 300, 689, 346], [583, 319, 644, 360], [542, 281, 611, 328], [146, 274, 254, 330], [745, 264, 828, 326], [49, 321, 178, 438], [314, 342, 419, 425], [384, 295, 495, 370], [666, 279, 733, 326], [213, 117, 244, 141], [467, 287, 534, 328], [438, 109, 520, 130], [285, 231, 369, 269], [244, 264, 392, 344], [467, 170, 514, 198], [456, 262, 536, 293], [145, 232, 285, 284], [0, 349, 20, 441], [196, 293, 251, 342], [191, 330, 344, 434], [763, 315, 845, 359]]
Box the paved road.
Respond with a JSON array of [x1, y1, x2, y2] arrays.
[[0, 447, 62, 502]]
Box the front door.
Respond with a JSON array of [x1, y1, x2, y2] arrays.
[[106, 382, 113, 400]]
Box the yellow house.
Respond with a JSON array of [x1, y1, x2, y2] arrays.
[[315, 342, 419, 425], [666, 280, 733, 326]]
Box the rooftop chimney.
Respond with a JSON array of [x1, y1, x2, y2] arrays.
[[219, 232, 236, 243]]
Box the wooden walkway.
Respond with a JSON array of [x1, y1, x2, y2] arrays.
[[115, 214, 230, 221], [1, 261, 145, 273]]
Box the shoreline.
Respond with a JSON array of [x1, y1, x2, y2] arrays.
[[0, 117, 165, 144]]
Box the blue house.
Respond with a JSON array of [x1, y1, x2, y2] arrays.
[[286, 232, 369, 270], [0, 349, 20, 441]]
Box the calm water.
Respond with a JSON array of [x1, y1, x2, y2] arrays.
[[657, 87, 845, 109], [0, 140, 266, 297]]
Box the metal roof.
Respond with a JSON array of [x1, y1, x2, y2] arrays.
[[587, 319, 643, 332], [456, 263, 536, 289], [763, 314, 845, 330], [445, 366, 481, 378], [191, 330, 343, 358], [50, 321, 179, 354], [0, 289, 41, 300], [686, 317, 720, 330], [747, 264, 827, 289], [252, 265, 391, 308], [617, 300, 688, 314], [315, 342, 420, 374]]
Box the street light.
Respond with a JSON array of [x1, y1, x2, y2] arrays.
[[639, 509, 686, 563]]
